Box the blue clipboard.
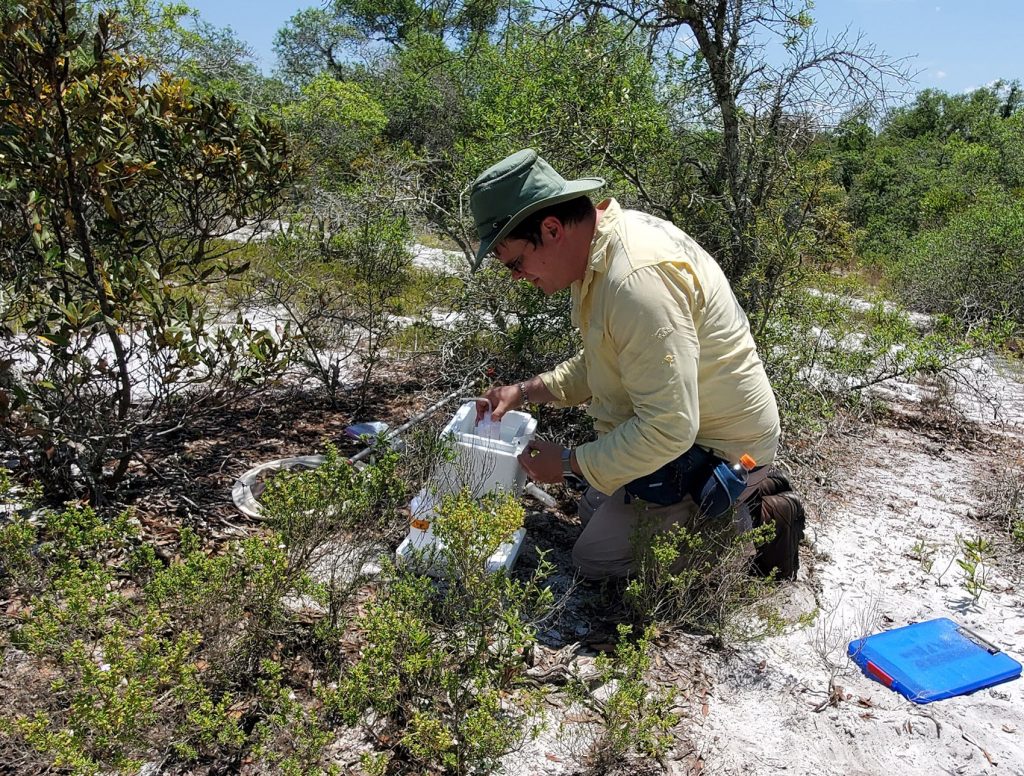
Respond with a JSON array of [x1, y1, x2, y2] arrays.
[[847, 617, 1022, 704]]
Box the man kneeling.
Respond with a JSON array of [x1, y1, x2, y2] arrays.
[[470, 149, 780, 578]]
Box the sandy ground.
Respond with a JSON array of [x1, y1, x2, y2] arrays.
[[695, 359, 1024, 776], [488, 353, 1024, 776], [202, 338, 1023, 775]]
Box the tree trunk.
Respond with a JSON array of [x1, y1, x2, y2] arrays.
[[52, 4, 133, 498]]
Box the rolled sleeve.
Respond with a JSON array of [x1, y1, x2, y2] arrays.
[[574, 265, 701, 495]]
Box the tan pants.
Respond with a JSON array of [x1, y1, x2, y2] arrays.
[[572, 467, 768, 579]]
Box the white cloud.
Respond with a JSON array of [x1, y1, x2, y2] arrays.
[[936, 70, 947, 79]]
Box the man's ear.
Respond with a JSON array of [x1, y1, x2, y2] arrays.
[[541, 215, 563, 241]]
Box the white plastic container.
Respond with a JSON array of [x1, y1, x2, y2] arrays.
[[432, 401, 536, 500], [396, 402, 536, 576]]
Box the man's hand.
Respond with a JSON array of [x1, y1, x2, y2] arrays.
[[475, 383, 521, 422], [518, 438, 565, 484]]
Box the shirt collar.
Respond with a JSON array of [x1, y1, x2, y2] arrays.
[[573, 198, 620, 315], [588, 198, 620, 273]]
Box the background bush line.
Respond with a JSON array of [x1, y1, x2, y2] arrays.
[[5, 0, 1020, 503]]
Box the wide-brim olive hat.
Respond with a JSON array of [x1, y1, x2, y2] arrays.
[[470, 149, 604, 263]]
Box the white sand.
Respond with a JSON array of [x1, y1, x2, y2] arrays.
[[500, 353, 1024, 775], [697, 360, 1024, 776]]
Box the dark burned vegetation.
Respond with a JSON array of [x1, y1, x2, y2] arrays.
[[1, 0, 1022, 774]]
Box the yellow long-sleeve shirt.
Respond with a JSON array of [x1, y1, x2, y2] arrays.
[[538, 199, 780, 496]]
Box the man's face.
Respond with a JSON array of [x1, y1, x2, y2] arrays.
[[493, 220, 578, 294]]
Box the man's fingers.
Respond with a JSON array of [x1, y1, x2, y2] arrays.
[[475, 399, 488, 422]]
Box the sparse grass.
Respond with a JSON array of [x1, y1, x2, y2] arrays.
[[392, 266, 464, 317], [413, 231, 462, 252]]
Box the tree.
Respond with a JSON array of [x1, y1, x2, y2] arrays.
[[174, 19, 290, 110], [331, 0, 519, 47], [461, 18, 674, 217], [76, 1, 289, 110], [279, 71, 388, 188], [849, 82, 1024, 257], [0, 0, 292, 501], [845, 82, 1024, 325], [273, 6, 365, 87], [355, 17, 675, 265], [551, 0, 908, 291]]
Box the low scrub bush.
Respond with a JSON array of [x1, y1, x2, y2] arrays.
[[248, 206, 413, 409], [757, 275, 992, 458], [0, 450, 406, 774], [0, 505, 249, 773], [259, 443, 405, 630], [565, 623, 679, 769], [250, 659, 339, 776], [624, 515, 782, 648], [143, 530, 310, 680], [978, 465, 1024, 547], [327, 490, 555, 775], [894, 201, 1024, 328], [437, 266, 580, 389]]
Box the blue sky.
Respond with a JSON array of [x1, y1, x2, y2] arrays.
[[187, 0, 1022, 95]]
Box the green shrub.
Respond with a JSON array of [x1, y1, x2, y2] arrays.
[[258, 442, 404, 634], [0, 0, 291, 501], [328, 490, 553, 775], [248, 209, 413, 408], [577, 624, 679, 766], [0, 494, 354, 773], [251, 659, 339, 776], [0, 506, 224, 773], [0, 495, 137, 598], [438, 265, 579, 389], [260, 443, 403, 561], [896, 203, 1024, 327], [757, 275, 987, 455], [624, 515, 782, 648], [144, 533, 299, 676], [0, 467, 44, 591]]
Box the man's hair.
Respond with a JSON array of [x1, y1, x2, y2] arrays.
[[505, 196, 595, 247]]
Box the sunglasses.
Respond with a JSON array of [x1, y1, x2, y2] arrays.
[[499, 253, 525, 274], [492, 240, 534, 275]]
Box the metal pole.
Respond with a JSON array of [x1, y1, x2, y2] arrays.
[[348, 384, 469, 466]]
